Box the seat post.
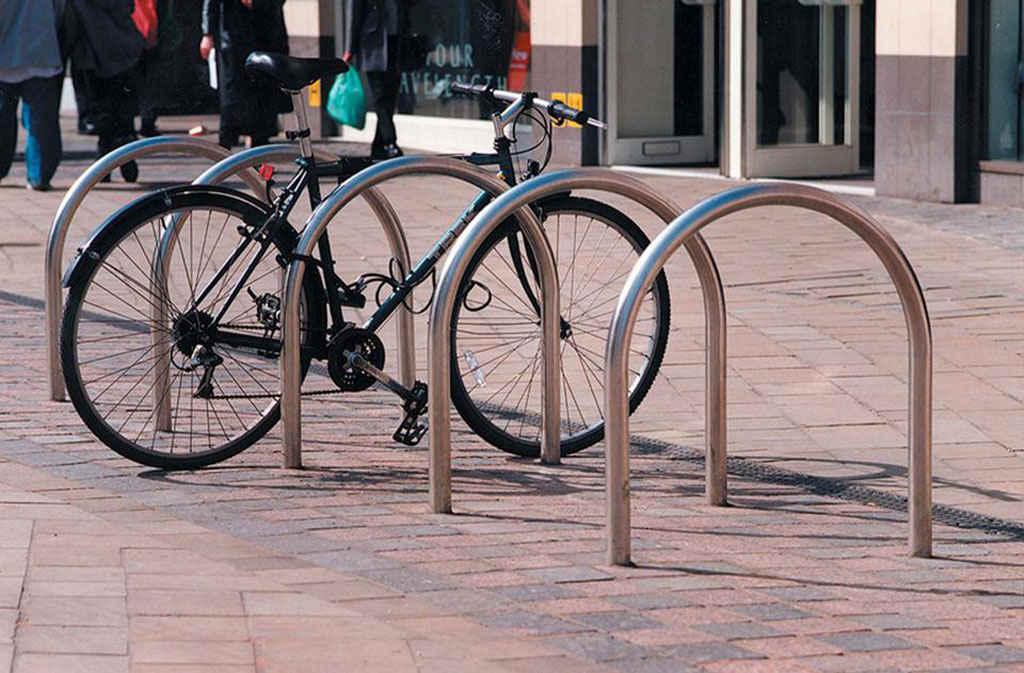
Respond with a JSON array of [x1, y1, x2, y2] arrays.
[[289, 90, 315, 161]]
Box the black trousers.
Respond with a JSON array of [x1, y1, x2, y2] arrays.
[[78, 68, 139, 153], [366, 39, 401, 151]]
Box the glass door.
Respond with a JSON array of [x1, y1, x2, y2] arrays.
[[744, 0, 861, 177], [607, 0, 716, 165]]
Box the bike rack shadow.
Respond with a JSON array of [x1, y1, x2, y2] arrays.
[[427, 168, 728, 515], [605, 183, 933, 564]]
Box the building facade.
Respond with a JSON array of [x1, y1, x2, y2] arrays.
[[288, 1, 1021, 205]]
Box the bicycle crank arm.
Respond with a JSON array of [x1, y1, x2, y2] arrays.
[[345, 351, 416, 402], [346, 351, 429, 446]]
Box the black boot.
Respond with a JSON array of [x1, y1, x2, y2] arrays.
[[139, 117, 159, 137], [117, 134, 139, 183]]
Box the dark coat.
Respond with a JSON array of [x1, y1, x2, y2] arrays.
[[346, 0, 410, 72], [202, 0, 290, 135], [65, 0, 144, 78]]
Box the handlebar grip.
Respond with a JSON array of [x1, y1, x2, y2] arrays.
[[449, 82, 491, 96], [548, 101, 590, 126]]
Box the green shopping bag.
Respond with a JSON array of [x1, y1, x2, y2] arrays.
[[327, 69, 366, 130]]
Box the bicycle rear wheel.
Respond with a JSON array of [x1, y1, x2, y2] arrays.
[[450, 195, 670, 457], [60, 186, 326, 470]]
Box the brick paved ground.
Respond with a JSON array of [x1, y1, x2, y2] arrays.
[[0, 116, 1021, 671]]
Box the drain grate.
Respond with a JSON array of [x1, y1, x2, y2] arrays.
[[632, 434, 1024, 541]]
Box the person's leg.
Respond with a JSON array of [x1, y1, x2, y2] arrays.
[[366, 68, 399, 157], [371, 39, 402, 156], [138, 57, 158, 136], [20, 74, 64, 189], [89, 74, 121, 182], [0, 82, 19, 180], [108, 70, 140, 182], [71, 68, 95, 134]]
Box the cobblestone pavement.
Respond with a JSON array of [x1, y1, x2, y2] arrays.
[[0, 117, 1021, 671]]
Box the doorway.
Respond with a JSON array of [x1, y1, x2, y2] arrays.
[[743, 0, 862, 177], [606, 0, 717, 165]]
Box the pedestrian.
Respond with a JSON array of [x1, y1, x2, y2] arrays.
[[200, 0, 291, 149], [344, 0, 414, 160], [65, 0, 146, 182], [0, 0, 67, 191]]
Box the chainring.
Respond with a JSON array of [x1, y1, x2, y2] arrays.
[[327, 328, 386, 392]]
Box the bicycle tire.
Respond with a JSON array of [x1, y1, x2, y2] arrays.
[[449, 195, 670, 457], [60, 186, 326, 470]]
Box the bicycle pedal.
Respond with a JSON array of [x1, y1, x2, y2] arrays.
[[393, 381, 428, 446], [393, 417, 427, 446]]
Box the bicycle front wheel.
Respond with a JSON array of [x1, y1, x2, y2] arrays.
[[60, 186, 326, 470], [450, 196, 670, 457]]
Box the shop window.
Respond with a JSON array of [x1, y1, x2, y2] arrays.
[[986, 0, 1024, 160], [398, 0, 530, 119]]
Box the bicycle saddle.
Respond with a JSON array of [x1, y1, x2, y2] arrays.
[[244, 52, 348, 91]]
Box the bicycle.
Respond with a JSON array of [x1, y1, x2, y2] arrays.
[[60, 52, 671, 469]]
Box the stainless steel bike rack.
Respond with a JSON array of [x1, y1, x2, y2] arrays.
[[429, 168, 727, 516], [148, 145, 415, 434], [605, 183, 933, 564], [280, 156, 543, 471], [46, 136, 240, 401]]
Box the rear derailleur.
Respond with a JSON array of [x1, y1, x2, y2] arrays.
[[188, 344, 223, 399]]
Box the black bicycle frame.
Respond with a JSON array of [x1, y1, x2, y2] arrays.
[[200, 149, 539, 359]]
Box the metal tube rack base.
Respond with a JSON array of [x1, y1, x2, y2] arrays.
[[427, 167, 727, 526], [605, 182, 933, 565]]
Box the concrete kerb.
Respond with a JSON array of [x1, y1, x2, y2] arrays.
[[46, 136, 240, 402], [427, 167, 728, 518], [604, 182, 933, 565], [279, 156, 546, 475], [146, 146, 416, 431]]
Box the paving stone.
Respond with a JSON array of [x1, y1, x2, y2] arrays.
[[755, 587, 839, 602], [571, 611, 662, 631], [817, 630, 920, 652], [422, 589, 517, 615], [609, 593, 696, 611], [542, 634, 652, 662], [352, 567, 456, 593], [522, 567, 615, 584], [850, 613, 944, 631], [17, 626, 128, 655], [606, 658, 702, 673], [955, 644, 1024, 663], [14, 653, 130, 673], [299, 549, 401, 570], [728, 603, 815, 622], [692, 621, 785, 640], [489, 584, 582, 602], [659, 642, 765, 664], [478, 610, 592, 635]]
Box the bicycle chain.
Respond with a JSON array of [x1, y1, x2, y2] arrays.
[[207, 388, 345, 400]]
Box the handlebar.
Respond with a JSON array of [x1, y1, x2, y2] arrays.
[[449, 82, 607, 130]]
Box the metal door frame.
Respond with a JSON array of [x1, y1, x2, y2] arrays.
[[606, 0, 717, 165], [743, 0, 861, 177]]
